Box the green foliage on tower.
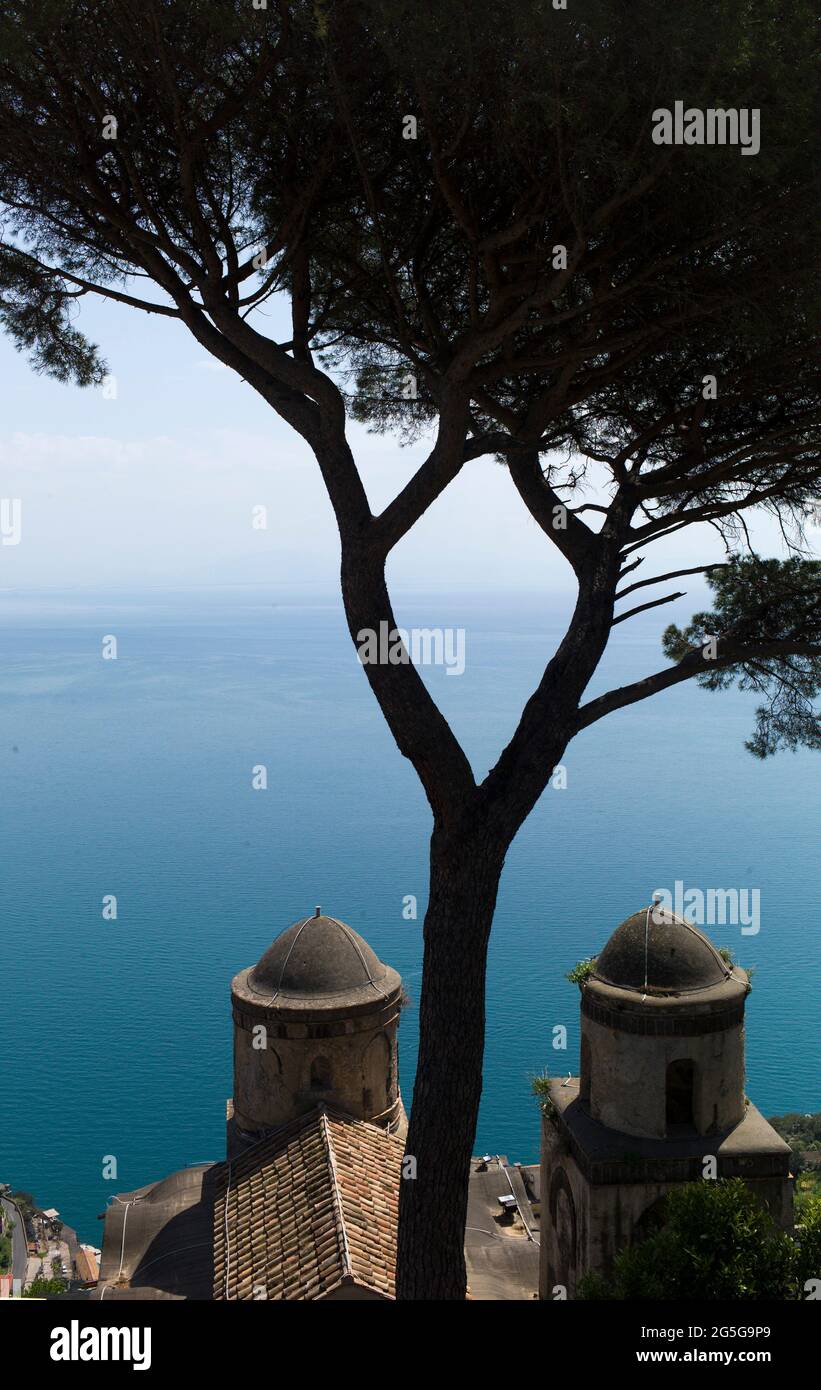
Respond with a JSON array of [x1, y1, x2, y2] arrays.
[[578, 1178, 819, 1300]]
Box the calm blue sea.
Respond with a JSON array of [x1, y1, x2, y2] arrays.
[[1, 589, 819, 1242]]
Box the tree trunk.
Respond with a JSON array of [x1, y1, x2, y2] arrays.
[[395, 826, 507, 1299]]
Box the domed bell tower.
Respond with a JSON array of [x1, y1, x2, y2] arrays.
[[580, 906, 747, 1140], [228, 908, 407, 1158], [539, 905, 793, 1299]]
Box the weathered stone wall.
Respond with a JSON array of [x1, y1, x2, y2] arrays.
[[231, 997, 405, 1138], [539, 1107, 795, 1298], [539, 1116, 666, 1298], [539, 1116, 587, 1300], [582, 1013, 745, 1139]]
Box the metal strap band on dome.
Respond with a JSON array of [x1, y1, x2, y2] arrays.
[[111, 1192, 144, 1287], [256, 914, 380, 1004], [262, 916, 312, 1005], [642, 902, 651, 1001], [656, 909, 733, 977], [594, 911, 738, 996], [326, 915, 380, 990]]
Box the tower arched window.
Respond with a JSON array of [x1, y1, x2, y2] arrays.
[[310, 1055, 332, 1091], [579, 1036, 592, 1104], [666, 1059, 695, 1130]]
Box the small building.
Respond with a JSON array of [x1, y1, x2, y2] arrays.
[[540, 905, 794, 1298], [74, 1246, 99, 1284], [229, 908, 407, 1156], [96, 909, 408, 1300]]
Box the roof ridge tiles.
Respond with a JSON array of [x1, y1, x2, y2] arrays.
[[214, 1104, 404, 1300], [319, 1109, 354, 1282]]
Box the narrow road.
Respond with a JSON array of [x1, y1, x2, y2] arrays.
[[1, 1196, 27, 1289]]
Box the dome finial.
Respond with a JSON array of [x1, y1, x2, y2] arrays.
[[314, 905, 321, 918]]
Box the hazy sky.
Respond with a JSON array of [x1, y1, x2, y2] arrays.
[[0, 290, 815, 598]]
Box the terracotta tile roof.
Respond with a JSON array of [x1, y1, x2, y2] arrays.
[[213, 1106, 404, 1300], [75, 1246, 99, 1283]]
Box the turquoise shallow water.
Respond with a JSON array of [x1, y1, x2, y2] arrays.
[[1, 590, 819, 1241]]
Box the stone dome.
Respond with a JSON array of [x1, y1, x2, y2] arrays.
[[230, 910, 407, 1144], [592, 906, 731, 996], [246, 912, 398, 1007]]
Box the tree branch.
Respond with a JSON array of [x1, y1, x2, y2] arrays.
[[616, 562, 725, 599], [0, 245, 180, 318], [505, 447, 597, 576], [375, 389, 473, 553], [611, 591, 685, 626], [575, 638, 821, 732]]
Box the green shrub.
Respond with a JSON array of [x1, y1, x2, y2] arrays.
[[578, 1179, 801, 1300], [566, 958, 597, 985], [794, 1194, 821, 1295], [22, 1277, 67, 1298], [530, 1072, 556, 1119]]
